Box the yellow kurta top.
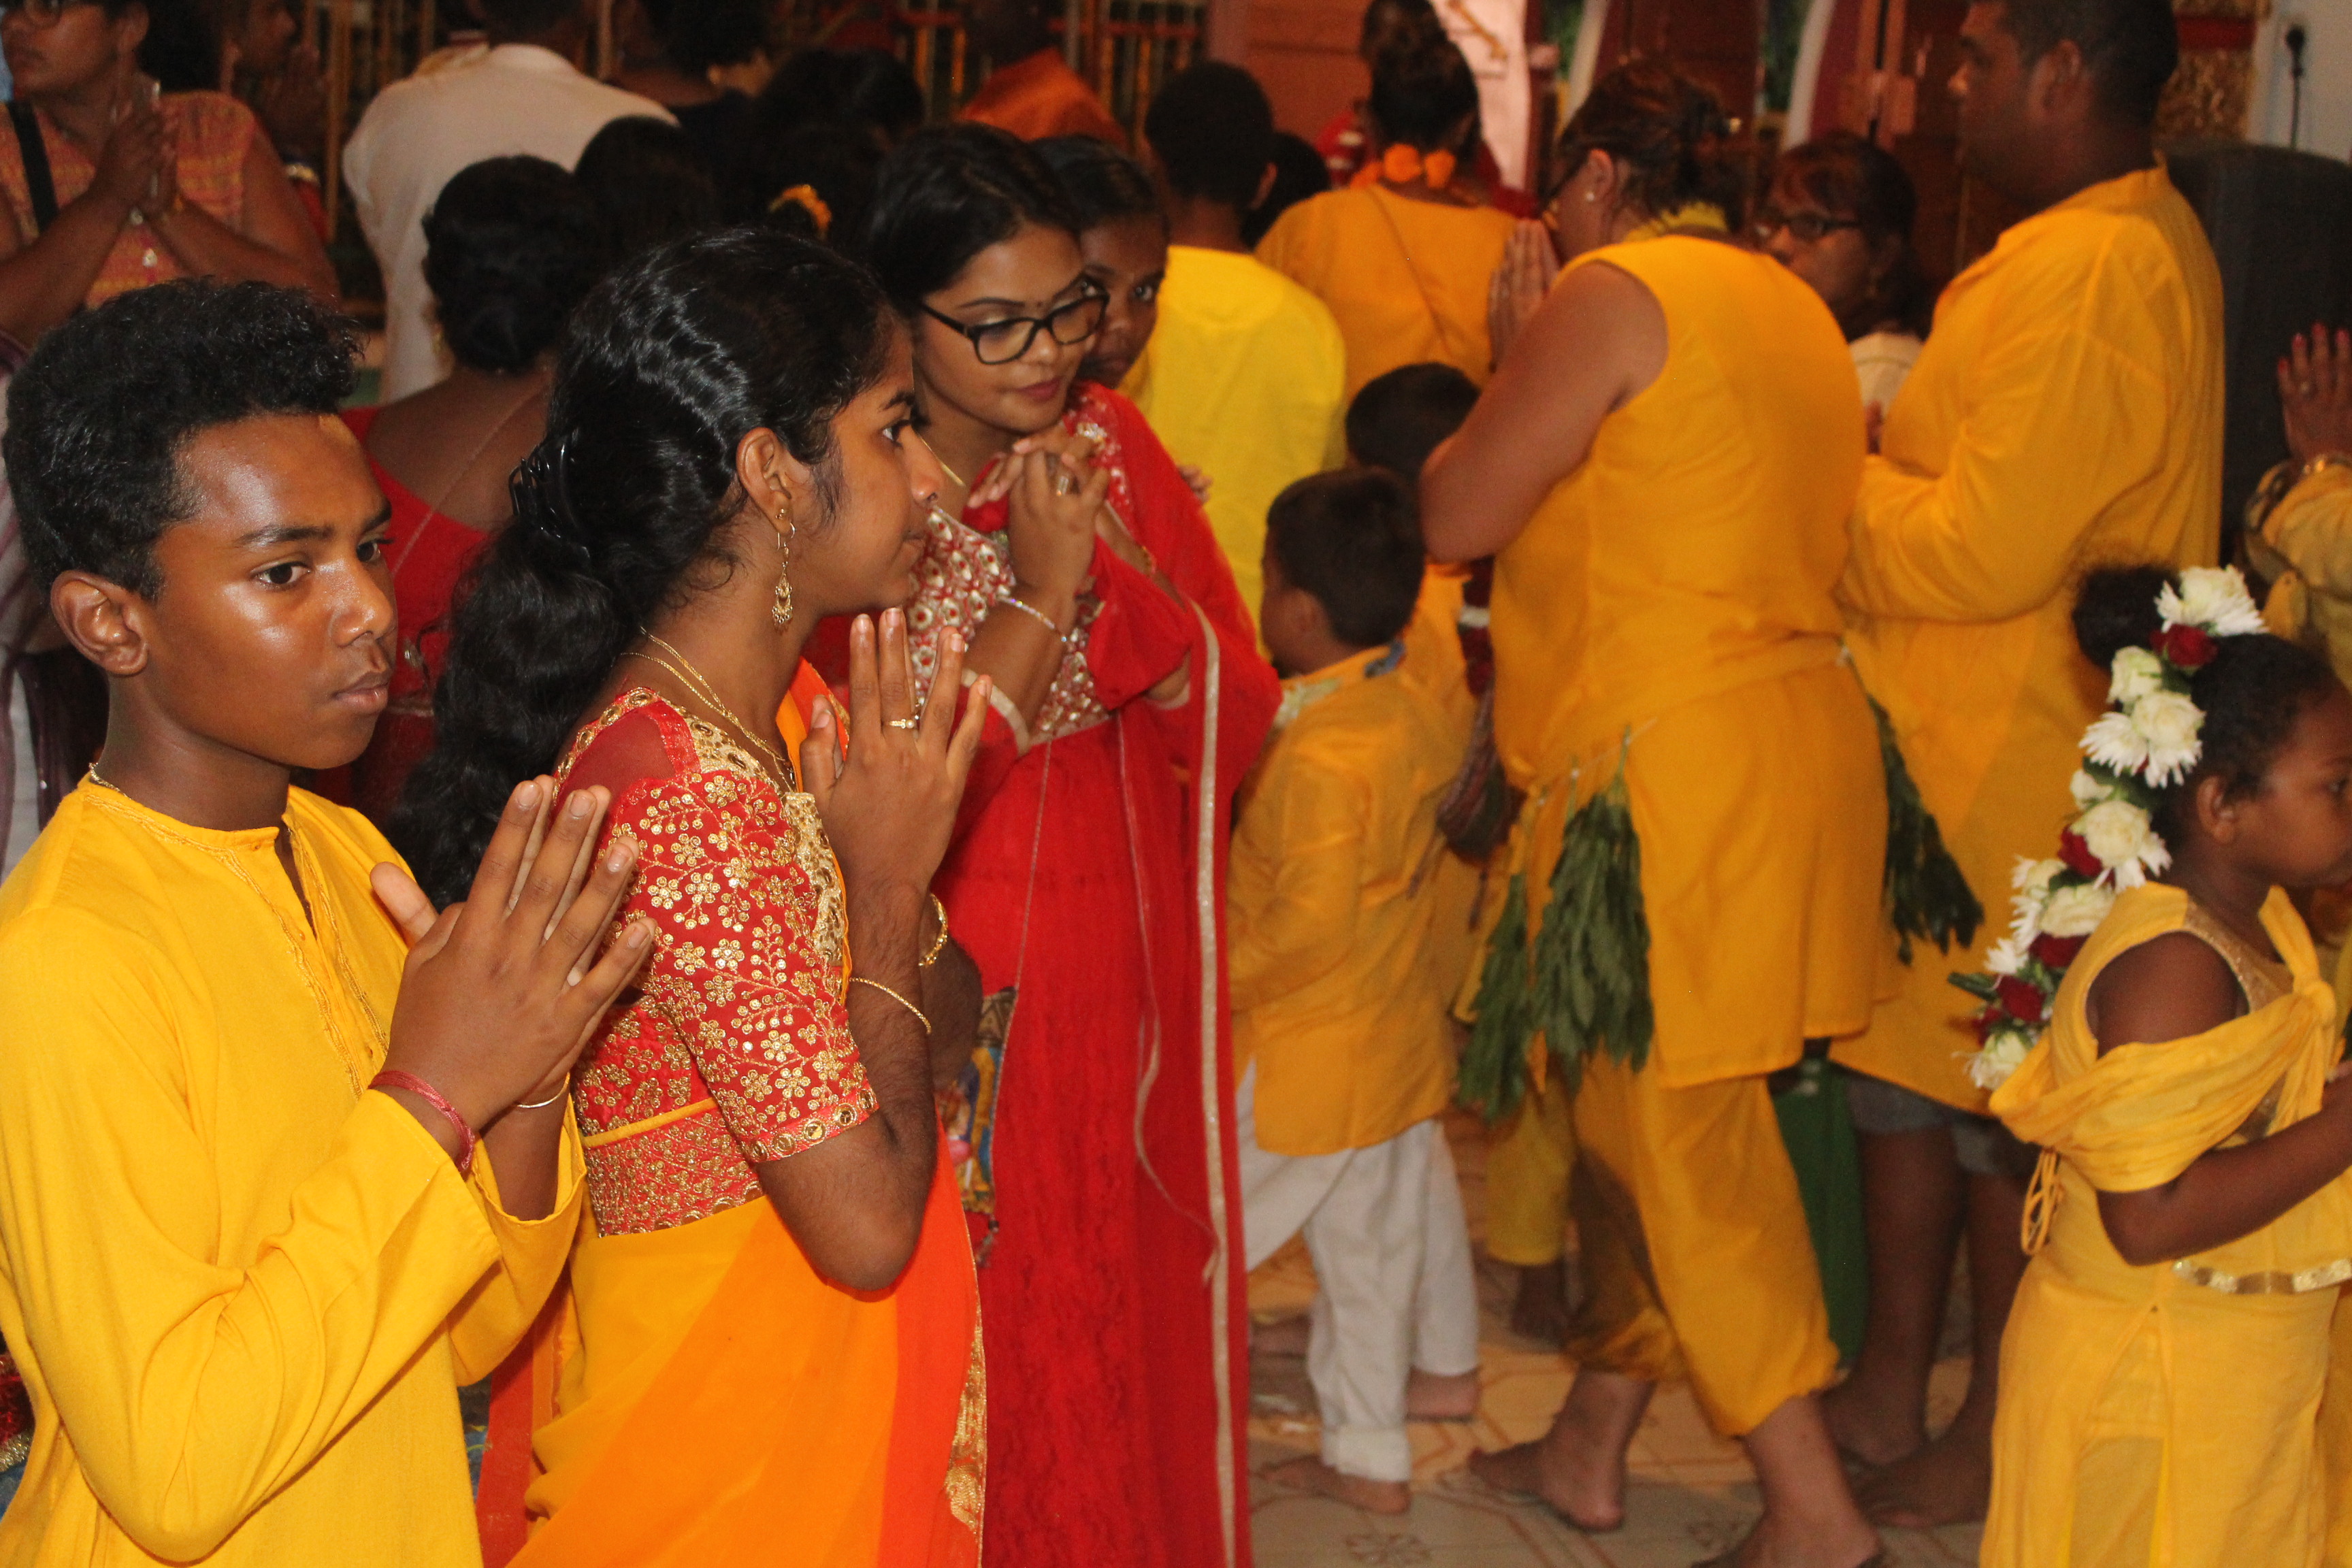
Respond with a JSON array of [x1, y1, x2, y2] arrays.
[[1985, 884, 2351, 1568], [1489, 233, 1883, 1086], [1837, 163, 2225, 1111], [1254, 186, 1516, 400], [1123, 244, 1348, 618], [1228, 642, 1469, 1155], [0, 783, 585, 1567]]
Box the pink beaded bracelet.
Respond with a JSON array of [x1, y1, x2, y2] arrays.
[[370, 1070, 478, 1177]]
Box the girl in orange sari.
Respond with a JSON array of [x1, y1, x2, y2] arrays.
[[395, 229, 990, 1567]]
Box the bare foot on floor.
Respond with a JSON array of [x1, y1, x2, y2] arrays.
[[1267, 1456, 1409, 1514], [1510, 1260, 1570, 1345], [1252, 1314, 1309, 1357], [1406, 1368, 1479, 1421], [1467, 1437, 1624, 1531], [1855, 1422, 1991, 1528], [1818, 1377, 1924, 1470], [1690, 1518, 1885, 1568]]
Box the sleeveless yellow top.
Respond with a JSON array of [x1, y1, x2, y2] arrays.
[[1490, 235, 1864, 779], [1486, 235, 1883, 1085]]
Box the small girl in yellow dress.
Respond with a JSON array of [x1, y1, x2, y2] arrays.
[[1973, 564, 2352, 1567]]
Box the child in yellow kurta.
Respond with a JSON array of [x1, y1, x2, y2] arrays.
[[1983, 571, 2352, 1568], [1232, 468, 1478, 1514], [0, 282, 641, 1567]]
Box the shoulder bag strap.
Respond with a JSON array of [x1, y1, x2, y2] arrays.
[[7, 103, 56, 233]]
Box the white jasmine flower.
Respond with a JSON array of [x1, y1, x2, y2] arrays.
[[2083, 709, 2153, 775], [1984, 934, 2031, 976], [2074, 799, 2170, 887], [2068, 770, 2114, 811], [2038, 881, 2117, 938], [2128, 690, 2205, 785], [2107, 646, 2166, 704], [1967, 1028, 2036, 1092], [2160, 566, 2267, 637], [2013, 857, 2068, 895]]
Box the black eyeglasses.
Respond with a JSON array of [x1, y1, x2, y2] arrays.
[[1751, 207, 1863, 244], [919, 287, 1108, 365]]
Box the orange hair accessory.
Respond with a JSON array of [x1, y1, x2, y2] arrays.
[[1378, 144, 1457, 189], [767, 183, 834, 238]]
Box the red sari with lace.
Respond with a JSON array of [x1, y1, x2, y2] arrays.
[[332, 406, 492, 823], [811, 383, 1278, 1568]]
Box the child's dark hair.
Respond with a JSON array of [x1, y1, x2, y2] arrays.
[[1346, 361, 1478, 479], [1266, 469, 1424, 648], [425, 156, 610, 374], [392, 229, 893, 905], [2074, 566, 2340, 840], [1032, 135, 1162, 231], [4, 279, 357, 598], [1143, 61, 1276, 212]]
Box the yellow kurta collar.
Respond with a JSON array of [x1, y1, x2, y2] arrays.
[[1948, 159, 2174, 297], [1271, 640, 1405, 732]]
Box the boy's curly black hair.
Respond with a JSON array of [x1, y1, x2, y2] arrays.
[[5, 280, 357, 598]]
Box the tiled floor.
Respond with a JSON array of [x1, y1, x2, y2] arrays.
[[1245, 1115, 1985, 1568]]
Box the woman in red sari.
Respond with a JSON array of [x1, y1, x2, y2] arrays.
[[395, 229, 989, 1566], [338, 156, 604, 820], [850, 124, 1280, 1568]]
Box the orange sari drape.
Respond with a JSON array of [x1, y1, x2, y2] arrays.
[[477, 663, 980, 1568]]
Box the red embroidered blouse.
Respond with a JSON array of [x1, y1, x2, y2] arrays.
[[555, 689, 875, 1237]]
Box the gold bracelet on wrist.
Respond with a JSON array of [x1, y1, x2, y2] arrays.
[[512, 1076, 572, 1111], [992, 593, 1073, 646], [920, 893, 950, 968], [848, 974, 932, 1034]]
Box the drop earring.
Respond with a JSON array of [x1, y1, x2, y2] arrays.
[[772, 497, 796, 628]]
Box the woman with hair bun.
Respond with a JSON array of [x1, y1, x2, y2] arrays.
[[853, 121, 1277, 1568], [1255, 18, 1515, 397], [1980, 566, 2352, 1567], [396, 227, 990, 1565], [336, 155, 605, 821], [1425, 60, 1888, 1565]]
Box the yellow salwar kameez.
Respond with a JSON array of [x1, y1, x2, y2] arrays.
[[1254, 187, 1516, 399], [1836, 163, 2226, 1113], [0, 782, 583, 1568], [1487, 233, 1884, 1434], [1987, 884, 2352, 1568]]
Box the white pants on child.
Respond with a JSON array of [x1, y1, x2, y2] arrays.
[[1237, 1066, 1482, 1482]]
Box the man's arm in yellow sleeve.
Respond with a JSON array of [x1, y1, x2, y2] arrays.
[[1227, 739, 1367, 1016], [446, 1115, 587, 1384], [1843, 324, 2172, 625], [0, 911, 508, 1562], [2264, 466, 2352, 596]]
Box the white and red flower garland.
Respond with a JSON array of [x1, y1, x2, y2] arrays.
[[1957, 567, 2270, 1090]]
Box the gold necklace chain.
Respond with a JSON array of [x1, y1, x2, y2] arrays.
[[622, 636, 797, 789]]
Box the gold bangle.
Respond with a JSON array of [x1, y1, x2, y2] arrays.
[[991, 593, 1071, 644], [921, 893, 949, 967], [848, 975, 932, 1034], [512, 1077, 571, 1111]]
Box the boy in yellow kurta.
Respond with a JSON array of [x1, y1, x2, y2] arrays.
[[1232, 468, 1479, 1515], [0, 282, 645, 1567], [1128, 62, 1347, 619], [1828, 2, 2225, 1520]]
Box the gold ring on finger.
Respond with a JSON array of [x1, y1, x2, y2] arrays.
[[887, 717, 921, 730]]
